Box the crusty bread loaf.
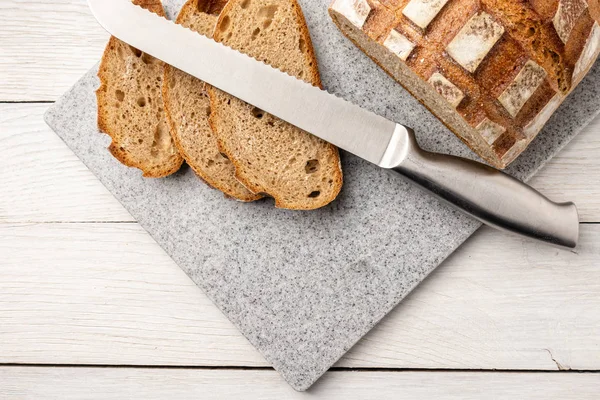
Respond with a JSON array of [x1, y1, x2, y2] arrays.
[[97, 0, 183, 178], [329, 0, 600, 168], [208, 0, 344, 210], [163, 0, 262, 201]]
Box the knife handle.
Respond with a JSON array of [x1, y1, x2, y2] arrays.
[[390, 129, 579, 249]]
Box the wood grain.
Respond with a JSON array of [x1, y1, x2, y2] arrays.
[[1, 222, 598, 370], [0, 104, 132, 222], [2, 104, 600, 222], [2, 367, 599, 399], [0, 0, 109, 102], [2, 0, 599, 392]]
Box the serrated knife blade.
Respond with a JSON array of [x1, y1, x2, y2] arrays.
[[87, 0, 580, 249], [88, 0, 399, 166]]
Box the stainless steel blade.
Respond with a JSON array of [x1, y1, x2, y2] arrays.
[[88, 0, 402, 166], [87, 0, 581, 249]]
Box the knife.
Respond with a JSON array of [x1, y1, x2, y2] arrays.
[[87, 0, 579, 249]]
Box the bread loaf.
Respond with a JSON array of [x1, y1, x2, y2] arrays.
[[329, 0, 600, 168], [208, 0, 343, 210], [97, 0, 183, 177], [163, 0, 262, 201]]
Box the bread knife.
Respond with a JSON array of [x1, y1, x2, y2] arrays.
[[87, 0, 580, 249]]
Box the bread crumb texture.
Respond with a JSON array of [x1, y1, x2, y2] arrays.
[[209, 0, 343, 210], [97, 0, 183, 178], [163, 0, 262, 201], [330, 0, 600, 168]]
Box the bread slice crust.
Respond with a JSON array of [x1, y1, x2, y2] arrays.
[[162, 0, 262, 201], [208, 0, 344, 210], [97, 0, 184, 178]]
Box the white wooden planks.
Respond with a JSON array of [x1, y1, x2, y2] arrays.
[[1, 222, 598, 370], [0, 104, 133, 222], [2, 104, 599, 223], [2, 367, 599, 399], [0, 0, 109, 101], [1, 0, 599, 394]]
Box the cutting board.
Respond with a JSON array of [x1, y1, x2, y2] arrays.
[[44, 0, 600, 391]]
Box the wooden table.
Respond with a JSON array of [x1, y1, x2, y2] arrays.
[[1, 1, 599, 398]]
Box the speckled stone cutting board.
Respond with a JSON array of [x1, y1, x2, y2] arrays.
[[45, 0, 600, 391]]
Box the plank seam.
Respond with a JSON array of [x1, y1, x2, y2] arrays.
[[0, 221, 137, 224], [0, 101, 55, 104], [0, 364, 598, 373], [1, 221, 596, 225]]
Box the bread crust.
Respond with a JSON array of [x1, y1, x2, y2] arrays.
[[328, 6, 497, 165], [208, 0, 343, 210], [329, 0, 600, 168], [162, 0, 262, 201], [96, 0, 184, 178]]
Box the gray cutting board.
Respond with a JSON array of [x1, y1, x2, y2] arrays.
[[45, 0, 600, 391]]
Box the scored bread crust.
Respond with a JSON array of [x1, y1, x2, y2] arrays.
[[329, 0, 600, 169], [207, 0, 344, 210], [162, 0, 262, 201], [97, 0, 184, 178]]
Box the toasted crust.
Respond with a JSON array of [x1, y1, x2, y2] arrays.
[[329, 0, 600, 168], [162, 0, 262, 201], [96, 0, 183, 178], [208, 0, 343, 210], [328, 13, 500, 164], [130, 0, 165, 14]]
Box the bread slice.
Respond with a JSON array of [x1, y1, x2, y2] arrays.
[[163, 0, 261, 201], [329, 0, 600, 169], [97, 0, 183, 178], [208, 0, 343, 210]]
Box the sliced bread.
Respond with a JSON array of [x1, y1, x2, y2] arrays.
[[208, 0, 343, 210], [97, 0, 183, 178], [163, 0, 262, 201]]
